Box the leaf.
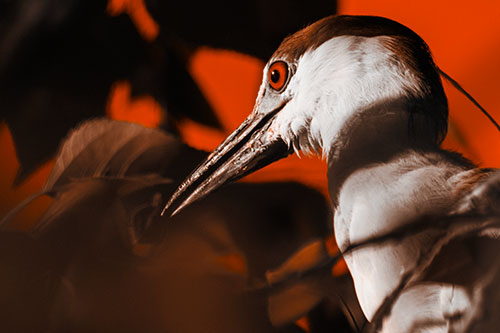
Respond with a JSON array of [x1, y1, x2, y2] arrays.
[[6, 119, 175, 235], [266, 261, 364, 331], [44, 119, 176, 190], [266, 239, 329, 285], [35, 178, 119, 236], [0, 119, 187, 229], [268, 278, 326, 327], [146, 0, 337, 60], [162, 47, 222, 128], [34, 176, 174, 247], [263, 239, 365, 331]]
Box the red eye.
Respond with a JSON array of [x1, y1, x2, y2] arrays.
[[268, 61, 289, 91]]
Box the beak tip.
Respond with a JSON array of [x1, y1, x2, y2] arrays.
[[170, 206, 183, 217], [161, 195, 191, 218], [170, 194, 197, 217], [160, 196, 177, 217]]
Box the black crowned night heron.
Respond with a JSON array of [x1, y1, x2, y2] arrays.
[[164, 15, 500, 332]]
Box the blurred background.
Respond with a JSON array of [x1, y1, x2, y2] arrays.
[[0, 0, 499, 332]]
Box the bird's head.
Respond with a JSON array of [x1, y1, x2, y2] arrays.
[[164, 15, 448, 215]]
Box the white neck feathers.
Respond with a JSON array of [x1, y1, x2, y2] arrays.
[[272, 35, 427, 158]]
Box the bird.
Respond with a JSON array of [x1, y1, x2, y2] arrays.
[[164, 15, 500, 332]]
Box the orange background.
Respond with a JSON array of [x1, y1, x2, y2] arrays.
[[1, 0, 500, 229]]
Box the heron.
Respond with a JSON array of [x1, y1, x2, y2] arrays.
[[164, 15, 500, 332]]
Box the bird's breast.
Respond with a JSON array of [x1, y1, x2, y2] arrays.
[[332, 160, 463, 320]]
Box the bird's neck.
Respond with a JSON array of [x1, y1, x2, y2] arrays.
[[324, 101, 477, 253], [326, 104, 440, 208]]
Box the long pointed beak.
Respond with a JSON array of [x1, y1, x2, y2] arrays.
[[162, 101, 292, 216]]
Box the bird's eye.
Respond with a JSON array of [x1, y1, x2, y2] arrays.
[[268, 61, 289, 91]]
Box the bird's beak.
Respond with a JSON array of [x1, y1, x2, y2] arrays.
[[162, 101, 292, 216]]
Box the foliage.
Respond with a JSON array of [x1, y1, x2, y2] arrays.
[[1, 119, 356, 332]]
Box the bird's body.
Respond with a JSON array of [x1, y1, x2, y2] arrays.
[[166, 15, 500, 332], [332, 149, 478, 325]]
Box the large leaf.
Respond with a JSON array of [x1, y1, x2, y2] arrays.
[[45, 119, 180, 190], [0, 119, 205, 228]]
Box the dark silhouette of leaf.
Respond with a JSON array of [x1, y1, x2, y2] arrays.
[[145, 0, 337, 60], [160, 45, 222, 129], [307, 299, 360, 333]]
